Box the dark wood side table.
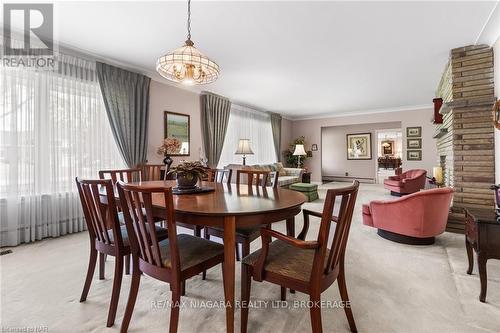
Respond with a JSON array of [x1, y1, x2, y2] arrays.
[[302, 172, 311, 183], [465, 208, 500, 302]]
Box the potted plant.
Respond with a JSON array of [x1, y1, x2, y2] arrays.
[[167, 161, 207, 189], [157, 137, 181, 171]]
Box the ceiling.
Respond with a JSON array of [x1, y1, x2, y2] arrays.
[[5, 1, 499, 119]]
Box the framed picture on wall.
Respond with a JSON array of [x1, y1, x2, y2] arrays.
[[407, 150, 422, 161], [346, 133, 372, 160], [164, 111, 190, 156], [406, 126, 422, 137], [311, 144, 318, 151], [407, 138, 422, 149], [381, 140, 394, 155]]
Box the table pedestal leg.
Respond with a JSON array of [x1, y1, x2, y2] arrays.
[[223, 216, 236, 333]]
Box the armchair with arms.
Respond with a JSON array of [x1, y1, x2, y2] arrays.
[[383, 169, 427, 196]]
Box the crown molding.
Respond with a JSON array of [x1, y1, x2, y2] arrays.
[[287, 104, 433, 121]]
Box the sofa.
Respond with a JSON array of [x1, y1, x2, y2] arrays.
[[362, 187, 454, 245], [383, 169, 427, 196], [224, 163, 304, 187]]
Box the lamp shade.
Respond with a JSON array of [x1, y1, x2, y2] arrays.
[[433, 166, 443, 184], [293, 144, 307, 156], [235, 139, 254, 155], [180, 142, 189, 154]]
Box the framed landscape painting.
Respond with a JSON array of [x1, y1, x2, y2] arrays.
[[407, 138, 422, 149], [407, 150, 422, 161], [164, 111, 190, 156], [406, 126, 422, 137], [347, 133, 372, 160]]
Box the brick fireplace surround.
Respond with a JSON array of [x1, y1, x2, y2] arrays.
[[435, 44, 496, 232]]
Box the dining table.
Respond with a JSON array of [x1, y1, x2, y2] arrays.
[[115, 180, 306, 333]]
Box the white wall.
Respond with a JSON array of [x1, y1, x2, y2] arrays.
[[321, 122, 401, 181], [292, 107, 438, 182], [147, 81, 203, 165], [147, 80, 294, 166], [494, 37, 500, 183]]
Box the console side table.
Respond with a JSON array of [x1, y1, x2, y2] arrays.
[[465, 208, 500, 302]]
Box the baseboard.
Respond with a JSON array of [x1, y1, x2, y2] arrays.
[[322, 176, 375, 184]]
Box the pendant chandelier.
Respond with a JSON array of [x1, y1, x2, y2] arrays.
[[156, 0, 219, 85]]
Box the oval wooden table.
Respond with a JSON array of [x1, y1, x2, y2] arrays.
[[126, 180, 306, 333]]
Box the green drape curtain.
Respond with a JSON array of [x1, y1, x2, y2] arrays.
[[96, 62, 151, 168], [200, 92, 231, 168], [270, 113, 282, 161]]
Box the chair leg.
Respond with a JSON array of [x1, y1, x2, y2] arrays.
[[125, 254, 130, 275], [202, 228, 210, 280], [241, 264, 252, 333], [194, 226, 201, 237], [235, 244, 241, 262], [181, 281, 186, 297], [106, 255, 124, 327], [170, 285, 181, 333], [338, 260, 357, 332], [80, 248, 98, 302], [280, 287, 286, 301], [309, 293, 323, 333], [99, 252, 106, 280], [242, 240, 250, 259], [120, 257, 141, 333]]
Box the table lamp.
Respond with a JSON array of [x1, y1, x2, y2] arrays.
[[180, 142, 189, 154], [235, 139, 254, 165], [433, 166, 443, 185], [293, 144, 307, 168]]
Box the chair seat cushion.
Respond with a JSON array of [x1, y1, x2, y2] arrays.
[[159, 234, 224, 270], [242, 239, 327, 282], [383, 179, 403, 187], [109, 225, 168, 246]]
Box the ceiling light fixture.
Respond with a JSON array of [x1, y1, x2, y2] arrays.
[[156, 0, 219, 85]]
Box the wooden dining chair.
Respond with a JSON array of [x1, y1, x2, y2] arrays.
[[203, 170, 278, 279], [141, 164, 165, 181], [98, 168, 142, 184], [241, 181, 360, 333], [75, 178, 168, 327], [208, 168, 232, 184], [116, 181, 225, 333]]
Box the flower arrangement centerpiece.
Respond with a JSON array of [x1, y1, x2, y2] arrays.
[[167, 161, 207, 189], [157, 137, 181, 171]]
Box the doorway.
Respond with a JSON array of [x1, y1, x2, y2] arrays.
[[376, 129, 403, 184]]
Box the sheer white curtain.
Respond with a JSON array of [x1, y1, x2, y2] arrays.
[[0, 54, 124, 246], [218, 104, 277, 168]]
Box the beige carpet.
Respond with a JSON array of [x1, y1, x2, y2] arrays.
[[1, 183, 499, 333]]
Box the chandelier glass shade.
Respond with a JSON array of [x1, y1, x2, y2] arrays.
[[156, 0, 219, 85], [156, 39, 219, 85]]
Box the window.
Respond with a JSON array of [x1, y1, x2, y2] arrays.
[[0, 54, 124, 246], [218, 104, 276, 168]]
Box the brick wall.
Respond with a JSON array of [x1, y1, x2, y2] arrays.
[[436, 44, 495, 233]]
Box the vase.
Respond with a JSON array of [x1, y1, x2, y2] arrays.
[[175, 173, 199, 189], [163, 154, 173, 173]]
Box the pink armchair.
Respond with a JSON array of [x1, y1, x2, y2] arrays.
[[362, 187, 453, 245], [384, 169, 427, 196]]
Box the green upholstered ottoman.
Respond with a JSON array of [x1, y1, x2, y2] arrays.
[[289, 183, 319, 202]]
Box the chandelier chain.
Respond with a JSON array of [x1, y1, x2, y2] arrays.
[[187, 0, 191, 41]]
